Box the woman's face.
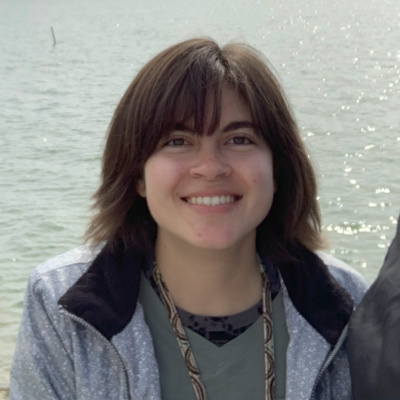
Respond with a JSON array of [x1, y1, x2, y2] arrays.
[[138, 86, 275, 253]]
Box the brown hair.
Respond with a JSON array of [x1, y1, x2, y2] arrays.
[[85, 38, 323, 260]]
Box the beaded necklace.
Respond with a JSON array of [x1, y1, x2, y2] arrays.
[[153, 260, 275, 400]]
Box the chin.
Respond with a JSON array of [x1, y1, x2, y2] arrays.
[[188, 237, 243, 251]]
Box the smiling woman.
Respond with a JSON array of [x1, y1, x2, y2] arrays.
[[137, 86, 275, 256], [10, 38, 368, 400]]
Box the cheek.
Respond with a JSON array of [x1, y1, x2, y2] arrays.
[[250, 159, 275, 213], [251, 158, 274, 186], [142, 157, 185, 201]]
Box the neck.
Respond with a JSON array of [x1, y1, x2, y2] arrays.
[[154, 236, 262, 316]]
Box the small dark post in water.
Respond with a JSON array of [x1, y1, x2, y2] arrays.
[[51, 26, 56, 46]]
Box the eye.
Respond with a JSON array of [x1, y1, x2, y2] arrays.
[[227, 135, 254, 145], [163, 137, 189, 147]]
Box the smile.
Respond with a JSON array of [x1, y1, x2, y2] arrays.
[[185, 195, 238, 206]]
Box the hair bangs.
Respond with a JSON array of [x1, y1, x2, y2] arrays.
[[158, 63, 227, 141]]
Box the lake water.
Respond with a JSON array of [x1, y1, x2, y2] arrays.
[[0, 0, 399, 387]]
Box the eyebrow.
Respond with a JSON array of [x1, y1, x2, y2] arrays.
[[174, 123, 193, 132], [221, 120, 255, 133], [174, 120, 255, 134]]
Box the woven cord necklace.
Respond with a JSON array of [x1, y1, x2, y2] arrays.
[[153, 260, 275, 400]]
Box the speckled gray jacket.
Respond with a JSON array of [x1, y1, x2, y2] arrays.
[[10, 243, 368, 400]]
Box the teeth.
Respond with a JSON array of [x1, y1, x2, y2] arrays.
[[187, 196, 236, 206]]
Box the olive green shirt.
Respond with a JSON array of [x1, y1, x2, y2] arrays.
[[139, 275, 288, 400]]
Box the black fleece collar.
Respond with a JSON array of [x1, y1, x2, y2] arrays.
[[59, 243, 144, 340], [276, 243, 354, 346], [59, 242, 353, 344]]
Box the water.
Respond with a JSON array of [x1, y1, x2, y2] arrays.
[[0, 0, 399, 387]]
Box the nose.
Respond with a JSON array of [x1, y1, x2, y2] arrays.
[[189, 141, 232, 180]]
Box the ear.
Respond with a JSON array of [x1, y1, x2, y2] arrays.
[[137, 178, 146, 197]]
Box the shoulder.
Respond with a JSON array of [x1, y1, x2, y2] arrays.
[[35, 244, 101, 275], [316, 251, 369, 306], [28, 244, 103, 302]]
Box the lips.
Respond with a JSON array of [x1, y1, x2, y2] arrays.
[[184, 195, 240, 206]]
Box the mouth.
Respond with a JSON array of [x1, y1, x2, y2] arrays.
[[183, 195, 240, 207]]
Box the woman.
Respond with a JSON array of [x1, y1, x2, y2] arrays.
[[10, 38, 368, 400]]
